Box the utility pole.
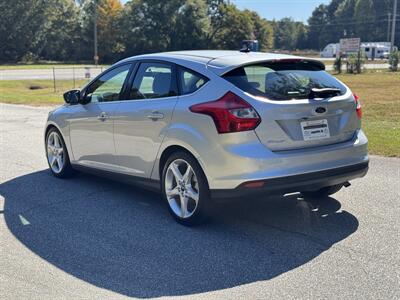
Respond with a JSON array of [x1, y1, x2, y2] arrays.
[[387, 13, 391, 42], [391, 0, 398, 51], [94, 0, 99, 65]]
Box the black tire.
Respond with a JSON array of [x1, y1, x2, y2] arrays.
[[161, 151, 211, 226], [301, 184, 343, 198], [45, 127, 75, 178]]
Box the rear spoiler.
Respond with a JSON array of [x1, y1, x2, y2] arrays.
[[207, 57, 326, 76], [262, 58, 325, 70]]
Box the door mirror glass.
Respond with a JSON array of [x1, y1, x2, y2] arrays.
[[63, 90, 81, 104]]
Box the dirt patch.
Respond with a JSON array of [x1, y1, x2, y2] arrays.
[[28, 85, 44, 90]]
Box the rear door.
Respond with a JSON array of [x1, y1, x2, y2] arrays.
[[223, 62, 360, 151], [113, 61, 178, 177]]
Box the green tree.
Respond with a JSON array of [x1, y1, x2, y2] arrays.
[[307, 4, 329, 50], [334, 0, 357, 40], [368, 0, 394, 42], [80, 0, 124, 63], [354, 0, 375, 41], [248, 11, 274, 50], [0, 0, 81, 62], [306, 0, 400, 50], [97, 0, 124, 62], [296, 22, 309, 49], [210, 4, 254, 49], [205, 0, 227, 45], [0, 0, 46, 62], [120, 0, 185, 56], [38, 0, 82, 61], [273, 18, 299, 50], [173, 0, 210, 50]]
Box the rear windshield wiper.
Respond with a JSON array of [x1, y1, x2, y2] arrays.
[[309, 88, 341, 99]]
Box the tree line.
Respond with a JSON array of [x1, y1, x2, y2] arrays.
[[307, 0, 399, 50], [0, 0, 398, 64]]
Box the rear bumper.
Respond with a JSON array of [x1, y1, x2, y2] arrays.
[[201, 129, 368, 190], [211, 161, 368, 198]]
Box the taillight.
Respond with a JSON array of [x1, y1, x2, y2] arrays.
[[354, 93, 362, 118], [189, 92, 261, 134]]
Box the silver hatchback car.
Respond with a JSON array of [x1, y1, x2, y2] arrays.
[[45, 50, 368, 225]]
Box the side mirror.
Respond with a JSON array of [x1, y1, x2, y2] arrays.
[[63, 90, 81, 104]]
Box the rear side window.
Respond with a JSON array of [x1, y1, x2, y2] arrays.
[[128, 62, 174, 100], [178, 67, 208, 95], [223, 62, 346, 100]]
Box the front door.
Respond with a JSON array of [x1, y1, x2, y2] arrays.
[[113, 61, 178, 177], [68, 64, 132, 171]]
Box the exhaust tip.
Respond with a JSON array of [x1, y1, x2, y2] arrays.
[[343, 181, 351, 188]]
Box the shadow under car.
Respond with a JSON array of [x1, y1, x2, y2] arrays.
[[0, 170, 358, 298]]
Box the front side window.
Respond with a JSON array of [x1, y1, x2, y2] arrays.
[[85, 64, 131, 103], [178, 68, 208, 95], [223, 62, 346, 100], [128, 62, 174, 100]]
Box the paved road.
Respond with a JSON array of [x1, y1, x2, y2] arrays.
[[0, 63, 390, 80], [0, 103, 399, 299], [0, 67, 104, 80], [324, 63, 389, 71]]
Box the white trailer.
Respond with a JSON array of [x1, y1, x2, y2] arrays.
[[320, 43, 340, 58], [321, 42, 391, 59], [362, 42, 391, 59]]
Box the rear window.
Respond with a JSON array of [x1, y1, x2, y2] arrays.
[[223, 62, 346, 100]]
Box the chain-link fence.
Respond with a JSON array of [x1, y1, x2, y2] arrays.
[[0, 66, 108, 92], [51, 66, 106, 92]]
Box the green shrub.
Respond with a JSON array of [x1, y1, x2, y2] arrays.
[[334, 56, 342, 74], [346, 52, 364, 74], [389, 50, 399, 72]]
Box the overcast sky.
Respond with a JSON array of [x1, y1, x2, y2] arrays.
[[120, 0, 331, 23]]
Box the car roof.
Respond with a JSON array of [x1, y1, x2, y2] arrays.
[[119, 50, 325, 76]]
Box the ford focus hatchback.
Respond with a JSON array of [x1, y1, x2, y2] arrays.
[[45, 50, 368, 225]]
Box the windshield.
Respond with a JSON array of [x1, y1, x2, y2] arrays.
[[223, 62, 347, 100]]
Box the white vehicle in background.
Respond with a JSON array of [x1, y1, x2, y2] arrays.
[[320, 43, 340, 58], [321, 42, 391, 59], [362, 42, 391, 59]]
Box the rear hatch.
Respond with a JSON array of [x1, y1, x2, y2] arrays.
[[222, 59, 360, 151]]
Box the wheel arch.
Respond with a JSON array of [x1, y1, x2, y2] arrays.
[[152, 119, 216, 180], [44, 122, 74, 161], [45, 122, 65, 143], [45, 123, 58, 139], [158, 145, 196, 179], [154, 143, 209, 186]]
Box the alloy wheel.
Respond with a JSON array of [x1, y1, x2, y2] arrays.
[[164, 159, 200, 219], [47, 131, 65, 174]]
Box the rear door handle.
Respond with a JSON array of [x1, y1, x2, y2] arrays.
[[146, 111, 164, 120], [97, 112, 109, 121]]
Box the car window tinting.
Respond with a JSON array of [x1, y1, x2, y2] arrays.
[[128, 63, 174, 100], [85, 64, 131, 103], [223, 62, 347, 100], [178, 68, 208, 95]]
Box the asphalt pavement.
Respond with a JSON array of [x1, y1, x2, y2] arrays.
[[0, 67, 104, 80], [0, 103, 399, 299]]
